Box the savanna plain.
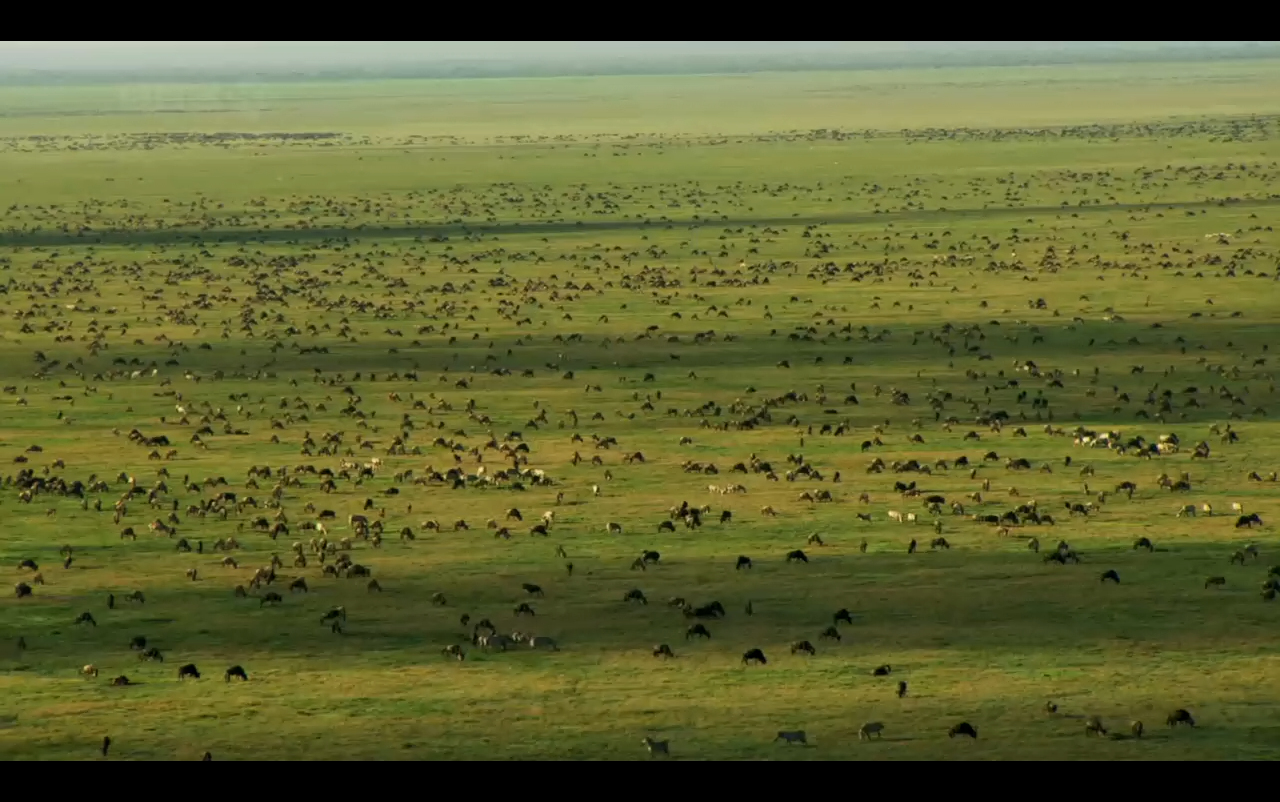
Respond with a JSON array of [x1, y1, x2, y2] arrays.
[[3, 62, 1280, 760]]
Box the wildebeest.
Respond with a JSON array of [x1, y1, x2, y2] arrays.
[[858, 722, 885, 740], [872, 664, 891, 676], [790, 640, 816, 656], [1100, 570, 1120, 584], [818, 626, 841, 641], [522, 583, 544, 597], [75, 611, 97, 627], [1133, 537, 1153, 552], [742, 648, 767, 665], [833, 608, 854, 626], [1236, 513, 1263, 528], [1085, 716, 1107, 737], [513, 602, 535, 617], [290, 578, 308, 593], [177, 663, 200, 680], [260, 592, 283, 606], [775, 730, 808, 745], [623, 589, 648, 605], [949, 722, 978, 739], [736, 555, 753, 570], [139, 647, 163, 662], [641, 737, 669, 757], [1205, 576, 1226, 589], [224, 665, 248, 681], [653, 644, 674, 658], [1131, 720, 1144, 738], [686, 624, 711, 640], [785, 549, 808, 563], [1167, 709, 1196, 727]]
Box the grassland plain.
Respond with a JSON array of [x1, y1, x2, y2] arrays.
[[1, 61, 1280, 760]]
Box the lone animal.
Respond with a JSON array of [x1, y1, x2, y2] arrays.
[[606, 522, 623, 535], [858, 722, 885, 741], [819, 626, 841, 641], [949, 722, 978, 739], [736, 555, 753, 570], [1167, 709, 1196, 728], [111, 675, 131, 687], [775, 730, 808, 745], [1131, 720, 1144, 738], [653, 644, 674, 658], [785, 549, 808, 563], [1100, 569, 1120, 584], [642, 737, 669, 757], [624, 589, 648, 604], [81, 664, 99, 678], [790, 640, 816, 656], [1133, 537, 1153, 552], [833, 608, 854, 626], [742, 648, 767, 665], [224, 665, 248, 682], [1085, 716, 1108, 737], [102, 736, 110, 757], [75, 611, 97, 627], [872, 664, 891, 676], [1205, 576, 1226, 589], [897, 681, 908, 698], [522, 583, 545, 597], [177, 663, 201, 680], [129, 636, 147, 651]]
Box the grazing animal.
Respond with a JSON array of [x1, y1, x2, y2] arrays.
[[129, 636, 147, 651], [949, 722, 978, 739], [1167, 709, 1196, 728], [742, 648, 767, 665], [790, 640, 816, 656], [1100, 569, 1120, 584], [858, 722, 885, 740], [833, 609, 854, 626], [260, 592, 283, 606], [110, 676, 131, 687], [290, 578, 308, 593], [522, 583, 545, 597], [819, 626, 841, 641], [81, 664, 99, 678], [139, 647, 163, 662], [224, 666, 248, 682], [1085, 716, 1108, 737], [177, 663, 200, 680], [686, 624, 711, 640], [872, 664, 891, 676], [513, 602, 536, 617], [736, 555, 753, 570], [641, 737, 669, 757], [775, 730, 808, 745], [1133, 537, 1153, 552], [1205, 576, 1226, 589], [75, 612, 97, 627], [653, 644, 674, 659], [1131, 720, 1144, 738], [785, 549, 808, 563], [624, 589, 648, 605]]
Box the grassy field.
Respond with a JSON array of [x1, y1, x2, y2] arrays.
[[2, 60, 1280, 760]]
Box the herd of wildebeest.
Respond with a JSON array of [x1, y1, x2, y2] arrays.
[[3, 114, 1280, 758]]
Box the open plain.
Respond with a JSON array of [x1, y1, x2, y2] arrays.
[[3, 60, 1280, 759]]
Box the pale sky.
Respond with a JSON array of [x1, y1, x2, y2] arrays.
[[0, 42, 1266, 72]]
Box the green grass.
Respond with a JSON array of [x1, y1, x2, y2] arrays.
[[2, 61, 1280, 760]]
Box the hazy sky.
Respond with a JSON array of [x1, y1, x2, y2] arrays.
[[0, 42, 1266, 72]]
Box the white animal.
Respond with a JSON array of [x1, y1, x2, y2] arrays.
[[607, 522, 623, 534], [906, 512, 917, 524], [1232, 502, 1244, 515], [888, 510, 904, 523]]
